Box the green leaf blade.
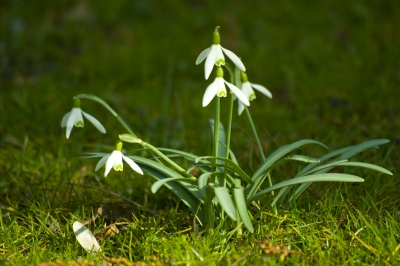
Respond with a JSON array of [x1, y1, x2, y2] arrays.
[[247, 173, 364, 203], [213, 187, 237, 220], [233, 187, 254, 233]]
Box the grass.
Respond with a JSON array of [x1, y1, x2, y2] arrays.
[[1, 0, 399, 265]]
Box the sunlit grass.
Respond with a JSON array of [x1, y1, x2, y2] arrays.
[[1, 1, 399, 265]]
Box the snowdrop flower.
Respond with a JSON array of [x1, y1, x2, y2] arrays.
[[61, 98, 106, 139], [238, 71, 272, 115], [196, 26, 246, 80], [203, 66, 250, 107], [73, 221, 101, 253], [95, 141, 143, 177]]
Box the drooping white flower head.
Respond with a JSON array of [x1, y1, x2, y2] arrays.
[[61, 98, 106, 139], [73, 221, 101, 253], [203, 66, 250, 107], [95, 141, 143, 177], [196, 26, 246, 80], [238, 71, 272, 115]]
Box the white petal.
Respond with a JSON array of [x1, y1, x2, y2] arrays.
[[82, 111, 106, 134], [238, 100, 245, 116], [196, 47, 210, 65], [66, 108, 81, 139], [224, 81, 250, 106], [242, 82, 256, 100], [61, 110, 71, 128], [95, 154, 110, 171], [73, 221, 101, 253], [202, 80, 219, 107], [105, 151, 121, 176], [216, 78, 227, 97], [214, 45, 225, 66], [221, 47, 246, 72], [122, 155, 144, 175], [250, 83, 272, 98], [113, 152, 124, 171], [241, 82, 251, 98], [74, 109, 84, 127], [204, 45, 218, 80]]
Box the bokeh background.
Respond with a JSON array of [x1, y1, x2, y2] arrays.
[[1, 0, 399, 202]]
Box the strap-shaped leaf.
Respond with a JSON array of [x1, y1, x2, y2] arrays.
[[247, 173, 363, 204], [297, 147, 353, 176], [198, 172, 219, 198], [213, 186, 237, 220], [233, 187, 254, 233], [152, 177, 197, 194], [129, 156, 203, 201], [276, 139, 390, 209], [286, 139, 391, 207], [337, 139, 389, 160], [245, 172, 269, 199], [196, 156, 253, 185], [140, 165, 204, 224], [252, 139, 328, 182], [286, 155, 320, 163], [302, 160, 348, 176], [157, 148, 201, 161], [268, 155, 320, 170], [336, 162, 392, 175], [204, 186, 215, 228]]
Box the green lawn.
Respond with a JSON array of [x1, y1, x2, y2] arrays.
[[1, 1, 399, 265]]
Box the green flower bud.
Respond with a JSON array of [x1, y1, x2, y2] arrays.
[[73, 98, 81, 108], [241, 71, 249, 83], [115, 140, 123, 151], [212, 26, 220, 45], [119, 134, 142, 144], [216, 66, 224, 78]]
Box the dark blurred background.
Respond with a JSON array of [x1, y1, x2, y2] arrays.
[[1, 0, 399, 158]]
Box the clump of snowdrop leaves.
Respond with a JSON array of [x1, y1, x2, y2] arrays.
[[73, 221, 101, 253], [61, 98, 106, 139], [95, 140, 143, 177], [203, 66, 250, 107], [196, 26, 246, 80], [238, 71, 272, 115]]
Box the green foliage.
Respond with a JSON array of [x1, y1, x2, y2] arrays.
[[0, 0, 399, 265]]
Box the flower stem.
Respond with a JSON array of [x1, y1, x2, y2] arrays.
[[225, 92, 234, 160], [213, 97, 221, 181], [75, 94, 136, 137], [142, 142, 187, 174], [119, 134, 188, 175], [244, 107, 265, 161], [244, 106, 274, 195], [221, 63, 235, 186], [223, 62, 234, 83]]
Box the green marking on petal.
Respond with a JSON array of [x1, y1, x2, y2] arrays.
[[75, 120, 84, 127], [114, 164, 123, 171], [218, 91, 227, 97], [249, 93, 256, 101], [216, 58, 225, 66]]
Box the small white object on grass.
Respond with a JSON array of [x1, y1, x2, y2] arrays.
[[73, 221, 102, 253]]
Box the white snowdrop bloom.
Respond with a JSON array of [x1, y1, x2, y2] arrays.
[[196, 27, 245, 80], [95, 141, 143, 177], [61, 98, 106, 139], [238, 71, 272, 115], [202, 66, 250, 108], [73, 221, 101, 253]]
